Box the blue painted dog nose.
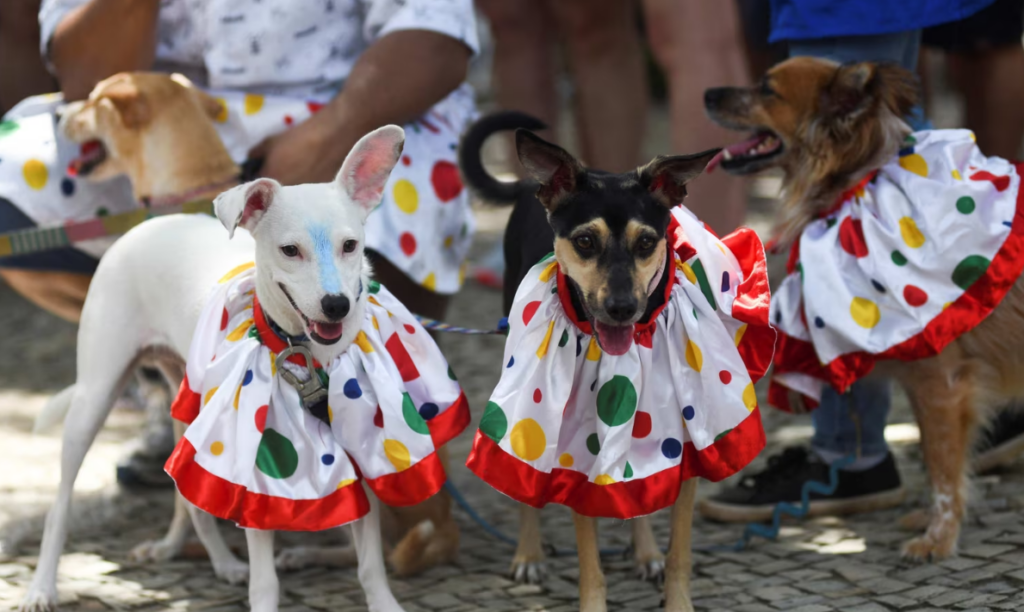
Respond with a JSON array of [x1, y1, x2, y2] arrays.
[[321, 294, 350, 321]]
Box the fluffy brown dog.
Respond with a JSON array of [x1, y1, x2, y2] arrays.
[[704, 56, 1024, 561]]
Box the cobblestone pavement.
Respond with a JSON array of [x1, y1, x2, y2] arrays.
[[3, 133, 1024, 612]]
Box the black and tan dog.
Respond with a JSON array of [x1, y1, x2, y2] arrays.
[[460, 112, 718, 610]]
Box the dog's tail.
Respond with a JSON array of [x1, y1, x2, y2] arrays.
[[458, 111, 546, 204], [34, 385, 76, 434]]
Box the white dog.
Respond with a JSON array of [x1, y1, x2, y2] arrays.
[[20, 124, 409, 612]]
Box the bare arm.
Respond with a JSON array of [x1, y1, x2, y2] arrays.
[[256, 30, 471, 185], [50, 0, 161, 100]]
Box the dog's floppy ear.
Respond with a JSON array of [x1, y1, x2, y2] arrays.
[[214, 178, 280, 238], [171, 73, 226, 122], [822, 62, 919, 124], [515, 129, 583, 212], [102, 78, 150, 129], [638, 148, 721, 208], [335, 125, 405, 220]]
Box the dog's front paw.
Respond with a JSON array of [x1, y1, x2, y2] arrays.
[[635, 556, 665, 585], [213, 557, 250, 584], [18, 587, 58, 612], [275, 547, 313, 572], [509, 558, 547, 584], [366, 593, 406, 612], [662, 596, 695, 612], [898, 509, 930, 531], [129, 538, 182, 563], [901, 533, 957, 562]]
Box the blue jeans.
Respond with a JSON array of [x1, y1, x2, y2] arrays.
[[788, 30, 929, 458]]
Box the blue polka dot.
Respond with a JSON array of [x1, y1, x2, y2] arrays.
[[590, 380, 597, 392], [721, 271, 731, 292], [343, 378, 362, 399], [1003, 221, 1013, 228], [507, 356, 515, 368], [321, 454, 335, 465], [242, 370, 253, 386], [419, 402, 439, 420], [682, 405, 695, 420], [60, 177, 75, 196], [814, 317, 825, 329], [871, 280, 886, 293], [576, 336, 582, 357], [661, 438, 682, 459]]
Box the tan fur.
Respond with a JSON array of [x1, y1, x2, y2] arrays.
[[708, 55, 1024, 560], [572, 512, 607, 612], [664, 479, 698, 612], [510, 506, 547, 579]]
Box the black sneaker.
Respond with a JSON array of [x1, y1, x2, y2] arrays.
[[116, 368, 176, 489], [698, 446, 905, 523], [974, 408, 1024, 474]]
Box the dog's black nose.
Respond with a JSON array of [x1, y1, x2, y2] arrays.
[[321, 294, 350, 321], [604, 295, 638, 323]]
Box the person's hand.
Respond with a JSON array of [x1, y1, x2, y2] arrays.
[[248, 114, 352, 186]]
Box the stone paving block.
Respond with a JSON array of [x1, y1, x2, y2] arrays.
[[860, 576, 915, 595], [941, 556, 989, 571], [894, 563, 947, 583], [844, 604, 890, 612], [962, 545, 1017, 559], [901, 584, 951, 601], [785, 605, 834, 612], [734, 605, 778, 612], [800, 580, 853, 595], [874, 593, 919, 609], [751, 586, 805, 602], [418, 592, 464, 609], [954, 593, 1009, 608], [931, 589, 983, 607]]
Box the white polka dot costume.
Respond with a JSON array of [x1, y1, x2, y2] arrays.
[[0, 87, 474, 293], [466, 207, 775, 519], [770, 130, 1024, 412], [165, 263, 469, 531]]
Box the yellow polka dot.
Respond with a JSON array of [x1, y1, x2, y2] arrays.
[[459, 263, 467, 285], [368, 296, 381, 307], [422, 273, 436, 291], [227, 318, 254, 342], [558, 453, 574, 468], [586, 337, 601, 361], [210, 441, 224, 456], [510, 418, 546, 461], [204, 386, 219, 406], [337, 478, 356, 489], [951, 169, 962, 181], [898, 153, 929, 177], [444, 235, 454, 248], [22, 159, 48, 190], [328, 406, 334, 423], [214, 97, 228, 123], [680, 262, 697, 284], [969, 131, 976, 142], [850, 297, 881, 329], [538, 260, 558, 283], [218, 261, 255, 283], [734, 323, 748, 347], [269, 352, 277, 377], [536, 320, 555, 359], [393, 179, 419, 214], [244, 94, 264, 115], [743, 383, 757, 412], [685, 340, 703, 372], [355, 330, 374, 352], [943, 302, 952, 311], [899, 216, 925, 249], [384, 439, 411, 472], [372, 315, 380, 330], [595, 474, 615, 486], [233, 384, 241, 410]]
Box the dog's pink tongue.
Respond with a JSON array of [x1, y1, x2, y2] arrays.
[[706, 134, 767, 172], [312, 321, 343, 340], [594, 322, 634, 356]]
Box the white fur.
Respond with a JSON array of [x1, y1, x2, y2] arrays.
[[19, 126, 406, 612]]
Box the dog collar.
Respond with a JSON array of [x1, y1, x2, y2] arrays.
[[252, 295, 323, 369]]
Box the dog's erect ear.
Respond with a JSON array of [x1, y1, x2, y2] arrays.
[[872, 63, 920, 120], [102, 79, 150, 129], [214, 178, 280, 238], [638, 148, 721, 208], [170, 73, 226, 122], [515, 129, 583, 212], [336, 125, 405, 219], [822, 62, 919, 124]]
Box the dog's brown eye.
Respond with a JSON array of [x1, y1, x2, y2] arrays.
[[343, 240, 357, 253], [573, 235, 594, 252], [280, 245, 300, 258], [637, 236, 656, 252]]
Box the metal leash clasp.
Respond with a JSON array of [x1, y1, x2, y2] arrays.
[[275, 345, 327, 410]]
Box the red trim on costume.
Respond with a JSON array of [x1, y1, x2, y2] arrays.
[[820, 170, 878, 219], [253, 296, 324, 369], [465, 408, 766, 519], [427, 392, 471, 449], [364, 451, 448, 507], [165, 438, 370, 531], [772, 162, 1024, 404], [171, 375, 201, 424]]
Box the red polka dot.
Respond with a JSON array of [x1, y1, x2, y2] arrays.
[[632, 411, 652, 438], [399, 232, 417, 256], [904, 285, 928, 307], [839, 217, 869, 258], [719, 370, 732, 384], [255, 405, 268, 433], [404, 324, 416, 334], [401, 155, 412, 166], [533, 388, 543, 403], [969, 170, 1011, 192], [373, 405, 384, 428], [220, 307, 229, 331], [431, 161, 463, 202], [522, 301, 541, 325], [284, 115, 294, 126], [307, 101, 325, 114]]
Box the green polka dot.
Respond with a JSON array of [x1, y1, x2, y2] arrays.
[[691, 259, 717, 311], [624, 462, 633, 479], [256, 428, 299, 479], [96, 207, 109, 217], [597, 375, 638, 427], [550, 285, 558, 294], [0, 120, 18, 138], [903, 134, 917, 146], [540, 251, 555, 263], [447, 365, 458, 381], [891, 250, 908, 266], [956, 196, 976, 215], [558, 329, 569, 347], [316, 368, 329, 389], [586, 433, 601, 455], [692, 308, 697, 320], [479, 401, 507, 442], [714, 429, 733, 442], [248, 326, 260, 340], [367, 279, 381, 294], [797, 262, 804, 283], [825, 218, 837, 229], [402, 392, 430, 435], [952, 255, 990, 291]]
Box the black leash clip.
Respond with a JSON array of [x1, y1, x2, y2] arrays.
[[275, 345, 331, 424]]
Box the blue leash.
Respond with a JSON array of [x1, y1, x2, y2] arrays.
[[444, 453, 857, 556], [414, 315, 508, 335]]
